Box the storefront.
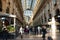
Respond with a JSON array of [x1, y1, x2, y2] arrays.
[[0, 13, 16, 34]]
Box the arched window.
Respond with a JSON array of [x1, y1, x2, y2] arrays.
[[55, 8, 60, 23], [6, 7, 9, 13], [56, 8, 60, 15], [0, 0, 2, 11], [6, 2, 10, 13], [12, 9, 14, 15], [44, 13, 46, 22], [48, 10, 52, 22], [48, 10, 51, 19]]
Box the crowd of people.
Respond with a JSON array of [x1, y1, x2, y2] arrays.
[[0, 25, 53, 40], [19, 25, 53, 40]]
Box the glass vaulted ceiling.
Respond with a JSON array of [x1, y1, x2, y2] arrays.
[[21, 0, 37, 10], [21, 0, 37, 23]]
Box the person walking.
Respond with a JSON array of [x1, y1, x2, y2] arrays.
[[19, 26, 24, 39], [2, 27, 8, 40], [42, 26, 47, 40], [37, 26, 42, 34]]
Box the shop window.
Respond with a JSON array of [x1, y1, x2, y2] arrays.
[[11, 18, 14, 24], [0, 0, 2, 11], [5, 20, 9, 26]]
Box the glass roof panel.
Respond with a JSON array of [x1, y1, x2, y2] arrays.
[[21, 0, 37, 10], [21, 0, 38, 23]]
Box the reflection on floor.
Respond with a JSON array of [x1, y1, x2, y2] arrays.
[[16, 33, 60, 40]]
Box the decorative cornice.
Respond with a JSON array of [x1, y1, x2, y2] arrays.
[[14, 0, 24, 20]]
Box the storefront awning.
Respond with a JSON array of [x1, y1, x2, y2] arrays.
[[0, 13, 16, 18]]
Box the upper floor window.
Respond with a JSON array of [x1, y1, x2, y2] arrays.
[[55, 8, 60, 16], [11, 9, 14, 15], [48, 10, 51, 18], [6, 7, 9, 13], [48, 10, 52, 22], [44, 13, 46, 22]]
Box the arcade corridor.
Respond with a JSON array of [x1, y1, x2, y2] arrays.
[[0, 0, 60, 40]]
